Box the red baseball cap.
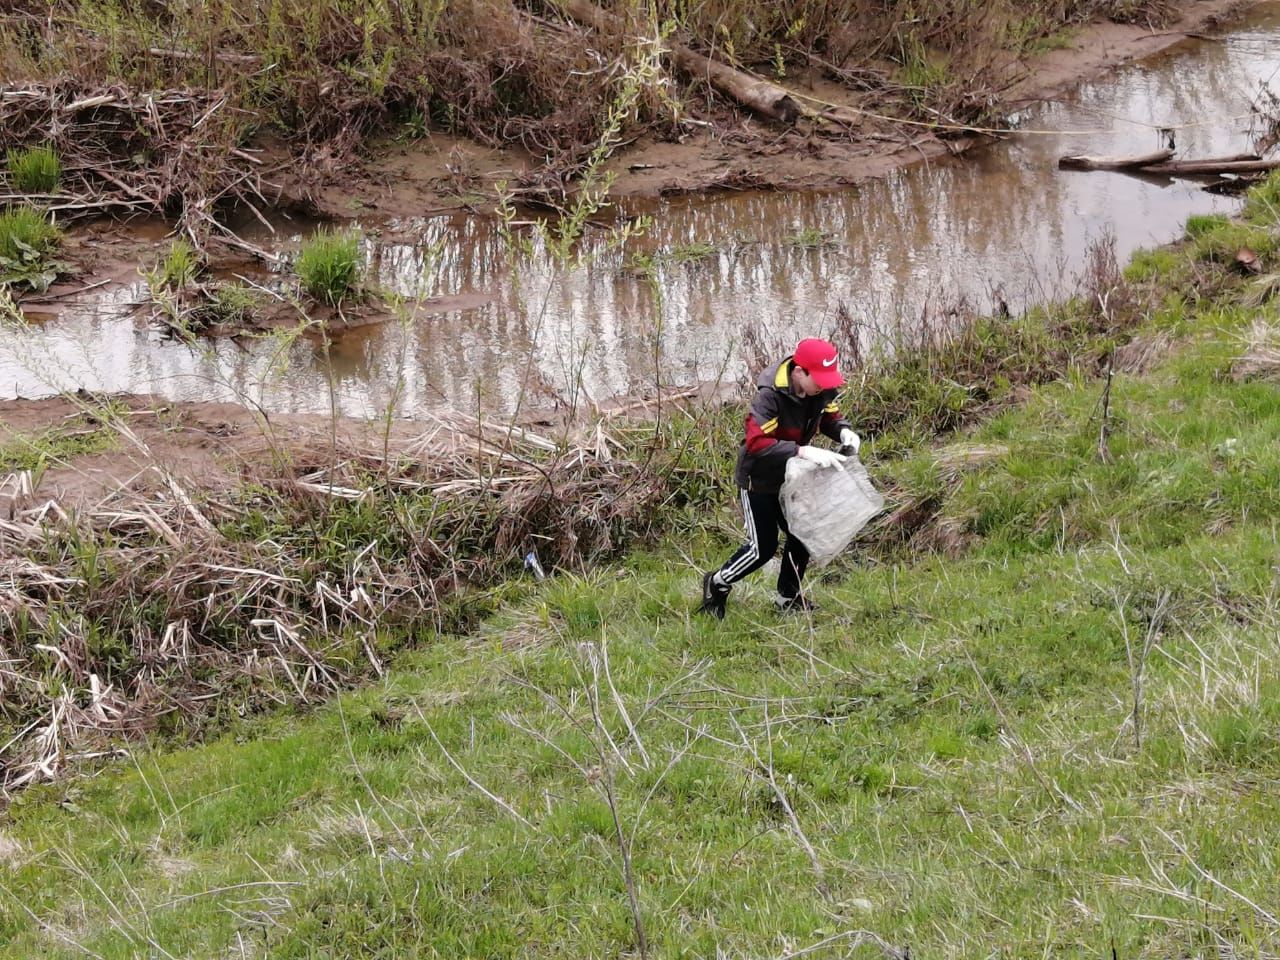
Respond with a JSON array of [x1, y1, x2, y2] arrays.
[[793, 338, 844, 390]]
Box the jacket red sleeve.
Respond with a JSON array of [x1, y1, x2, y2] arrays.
[[744, 388, 798, 461]]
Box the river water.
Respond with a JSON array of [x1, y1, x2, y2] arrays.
[[4, 3, 1279, 418]]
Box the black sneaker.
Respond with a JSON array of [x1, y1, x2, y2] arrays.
[[775, 593, 819, 614], [699, 571, 730, 620]]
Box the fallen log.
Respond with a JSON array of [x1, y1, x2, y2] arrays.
[[1138, 157, 1280, 175], [1058, 148, 1174, 170], [1058, 150, 1277, 176], [555, 0, 801, 122]]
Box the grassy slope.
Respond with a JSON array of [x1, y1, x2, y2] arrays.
[[4, 216, 1280, 957]]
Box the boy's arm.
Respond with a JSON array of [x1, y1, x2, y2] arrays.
[[818, 399, 854, 443], [744, 389, 798, 464]]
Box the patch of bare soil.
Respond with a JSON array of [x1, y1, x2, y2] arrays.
[[0, 394, 426, 511], [292, 0, 1254, 220], [0, 380, 730, 512]]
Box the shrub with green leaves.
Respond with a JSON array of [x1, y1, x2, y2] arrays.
[[0, 205, 67, 291], [296, 228, 363, 306], [5, 144, 61, 194]]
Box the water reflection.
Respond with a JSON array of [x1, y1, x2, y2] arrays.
[[3, 2, 1278, 417]]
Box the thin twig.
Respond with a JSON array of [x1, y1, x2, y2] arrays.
[[420, 712, 533, 829]]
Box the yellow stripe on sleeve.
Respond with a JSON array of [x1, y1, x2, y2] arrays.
[[759, 417, 778, 434]]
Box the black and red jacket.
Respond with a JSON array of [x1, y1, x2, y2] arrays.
[[733, 357, 853, 494]]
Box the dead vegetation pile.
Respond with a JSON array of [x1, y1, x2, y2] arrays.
[[0, 413, 677, 796], [0, 0, 1183, 219], [0, 80, 270, 251]]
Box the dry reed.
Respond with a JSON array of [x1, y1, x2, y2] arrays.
[[0, 412, 676, 797]]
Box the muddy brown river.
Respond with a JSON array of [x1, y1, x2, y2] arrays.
[[4, 3, 1279, 417]]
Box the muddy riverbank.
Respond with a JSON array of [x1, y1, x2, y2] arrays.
[[294, 0, 1255, 220]]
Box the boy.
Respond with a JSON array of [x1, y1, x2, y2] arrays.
[[699, 337, 860, 619]]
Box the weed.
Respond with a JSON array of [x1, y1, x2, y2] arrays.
[[1190, 220, 1277, 266], [5, 144, 61, 194], [1243, 170, 1280, 225], [1185, 213, 1229, 239], [296, 228, 364, 306], [396, 107, 429, 142], [0, 205, 68, 292], [665, 241, 717, 264], [206, 282, 261, 324], [0, 422, 116, 471], [783, 228, 836, 250], [626, 241, 717, 276], [150, 238, 201, 290]]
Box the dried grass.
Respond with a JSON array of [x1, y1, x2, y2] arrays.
[[0, 0, 1180, 209], [1231, 318, 1280, 382], [0, 413, 675, 797], [1113, 330, 1173, 374], [0, 82, 269, 251], [933, 442, 1008, 479], [0, 830, 26, 865]]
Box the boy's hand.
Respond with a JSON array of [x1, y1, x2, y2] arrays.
[[839, 428, 861, 456], [797, 446, 847, 469]]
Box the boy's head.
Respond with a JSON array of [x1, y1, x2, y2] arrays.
[[792, 338, 844, 392]]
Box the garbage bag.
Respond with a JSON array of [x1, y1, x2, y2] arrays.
[[780, 454, 884, 566]]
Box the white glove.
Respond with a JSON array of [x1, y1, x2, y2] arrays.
[[839, 428, 861, 455], [796, 445, 847, 469]]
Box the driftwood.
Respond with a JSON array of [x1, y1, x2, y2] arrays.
[[1139, 157, 1280, 175], [557, 0, 802, 122], [1058, 148, 1174, 170], [1059, 150, 1279, 176]]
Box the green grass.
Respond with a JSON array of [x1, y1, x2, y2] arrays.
[[205, 282, 261, 324], [664, 240, 717, 263], [0, 422, 116, 472], [0, 205, 67, 291], [5, 197, 1280, 957], [151, 238, 200, 290], [784, 227, 837, 249], [5, 144, 61, 194], [295, 227, 363, 306]]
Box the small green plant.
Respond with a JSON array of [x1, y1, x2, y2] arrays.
[[1184, 213, 1229, 239], [206, 282, 261, 325], [624, 241, 716, 277], [897, 35, 949, 98], [152, 238, 200, 290], [396, 108, 428, 142], [665, 241, 717, 264], [771, 42, 786, 81], [6, 144, 61, 194], [784, 228, 836, 250], [0, 205, 68, 292], [0, 425, 116, 472], [296, 228, 363, 306], [1243, 170, 1280, 225]]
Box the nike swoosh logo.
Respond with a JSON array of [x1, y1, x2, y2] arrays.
[[822, 357, 836, 368]]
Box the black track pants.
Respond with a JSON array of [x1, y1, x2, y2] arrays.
[[716, 489, 810, 599]]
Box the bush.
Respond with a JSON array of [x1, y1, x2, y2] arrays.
[[296, 228, 363, 306], [5, 144, 61, 194]]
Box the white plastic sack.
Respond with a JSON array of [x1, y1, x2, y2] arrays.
[[780, 454, 884, 566]]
